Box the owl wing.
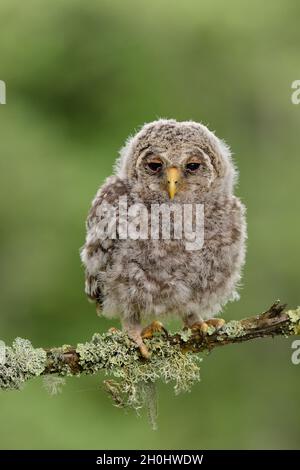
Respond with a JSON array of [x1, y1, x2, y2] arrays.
[[80, 176, 129, 312]]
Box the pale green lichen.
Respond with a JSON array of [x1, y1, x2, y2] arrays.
[[220, 320, 245, 339], [140, 381, 158, 431], [287, 307, 300, 335], [179, 328, 192, 342], [76, 330, 201, 423], [207, 325, 216, 336], [43, 376, 66, 395], [0, 338, 46, 390]]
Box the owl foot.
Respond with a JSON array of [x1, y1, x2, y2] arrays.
[[137, 341, 151, 360], [108, 327, 120, 334], [139, 321, 168, 359], [124, 324, 151, 360], [141, 321, 168, 339], [190, 318, 225, 334], [124, 321, 168, 359]]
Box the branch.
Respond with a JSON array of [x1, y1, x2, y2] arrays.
[[39, 301, 300, 373], [45, 301, 300, 370], [1, 301, 299, 412]]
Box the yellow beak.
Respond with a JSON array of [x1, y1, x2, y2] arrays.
[[166, 167, 180, 200]]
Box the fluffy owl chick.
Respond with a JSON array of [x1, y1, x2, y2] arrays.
[[81, 119, 246, 358]]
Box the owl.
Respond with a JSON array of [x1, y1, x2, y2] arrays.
[[81, 119, 246, 358]]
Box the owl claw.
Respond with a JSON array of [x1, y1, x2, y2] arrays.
[[191, 318, 225, 334], [138, 342, 151, 360], [129, 336, 151, 359], [123, 321, 168, 360], [137, 321, 168, 359], [141, 321, 168, 339], [123, 324, 151, 359], [108, 327, 120, 334]]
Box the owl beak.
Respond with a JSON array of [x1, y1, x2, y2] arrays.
[[166, 167, 180, 200]]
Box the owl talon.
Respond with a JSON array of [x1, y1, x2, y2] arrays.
[[123, 324, 152, 359], [207, 318, 225, 330], [141, 321, 168, 339], [108, 327, 120, 334], [191, 321, 209, 333], [191, 318, 225, 334], [136, 321, 168, 359], [138, 342, 151, 360], [128, 335, 151, 359]]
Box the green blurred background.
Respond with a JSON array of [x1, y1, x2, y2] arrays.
[[0, 0, 299, 450]]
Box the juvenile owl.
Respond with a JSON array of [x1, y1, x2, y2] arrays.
[[81, 119, 246, 357]]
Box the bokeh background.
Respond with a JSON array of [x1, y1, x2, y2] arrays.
[[0, 0, 299, 450]]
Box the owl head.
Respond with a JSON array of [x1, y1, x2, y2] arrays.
[[115, 119, 237, 203]]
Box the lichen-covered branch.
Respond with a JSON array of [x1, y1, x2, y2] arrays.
[[1, 301, 299, 416]]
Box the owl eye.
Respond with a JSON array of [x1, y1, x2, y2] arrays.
[[147, 161, 163, 173], [186, 162, 201, 173]]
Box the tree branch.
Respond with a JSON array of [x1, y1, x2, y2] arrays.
[[1, 301, 299, 410], [44, 301, 300, 372]]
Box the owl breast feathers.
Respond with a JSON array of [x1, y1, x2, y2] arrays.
[[81, 119, 246, 336]]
